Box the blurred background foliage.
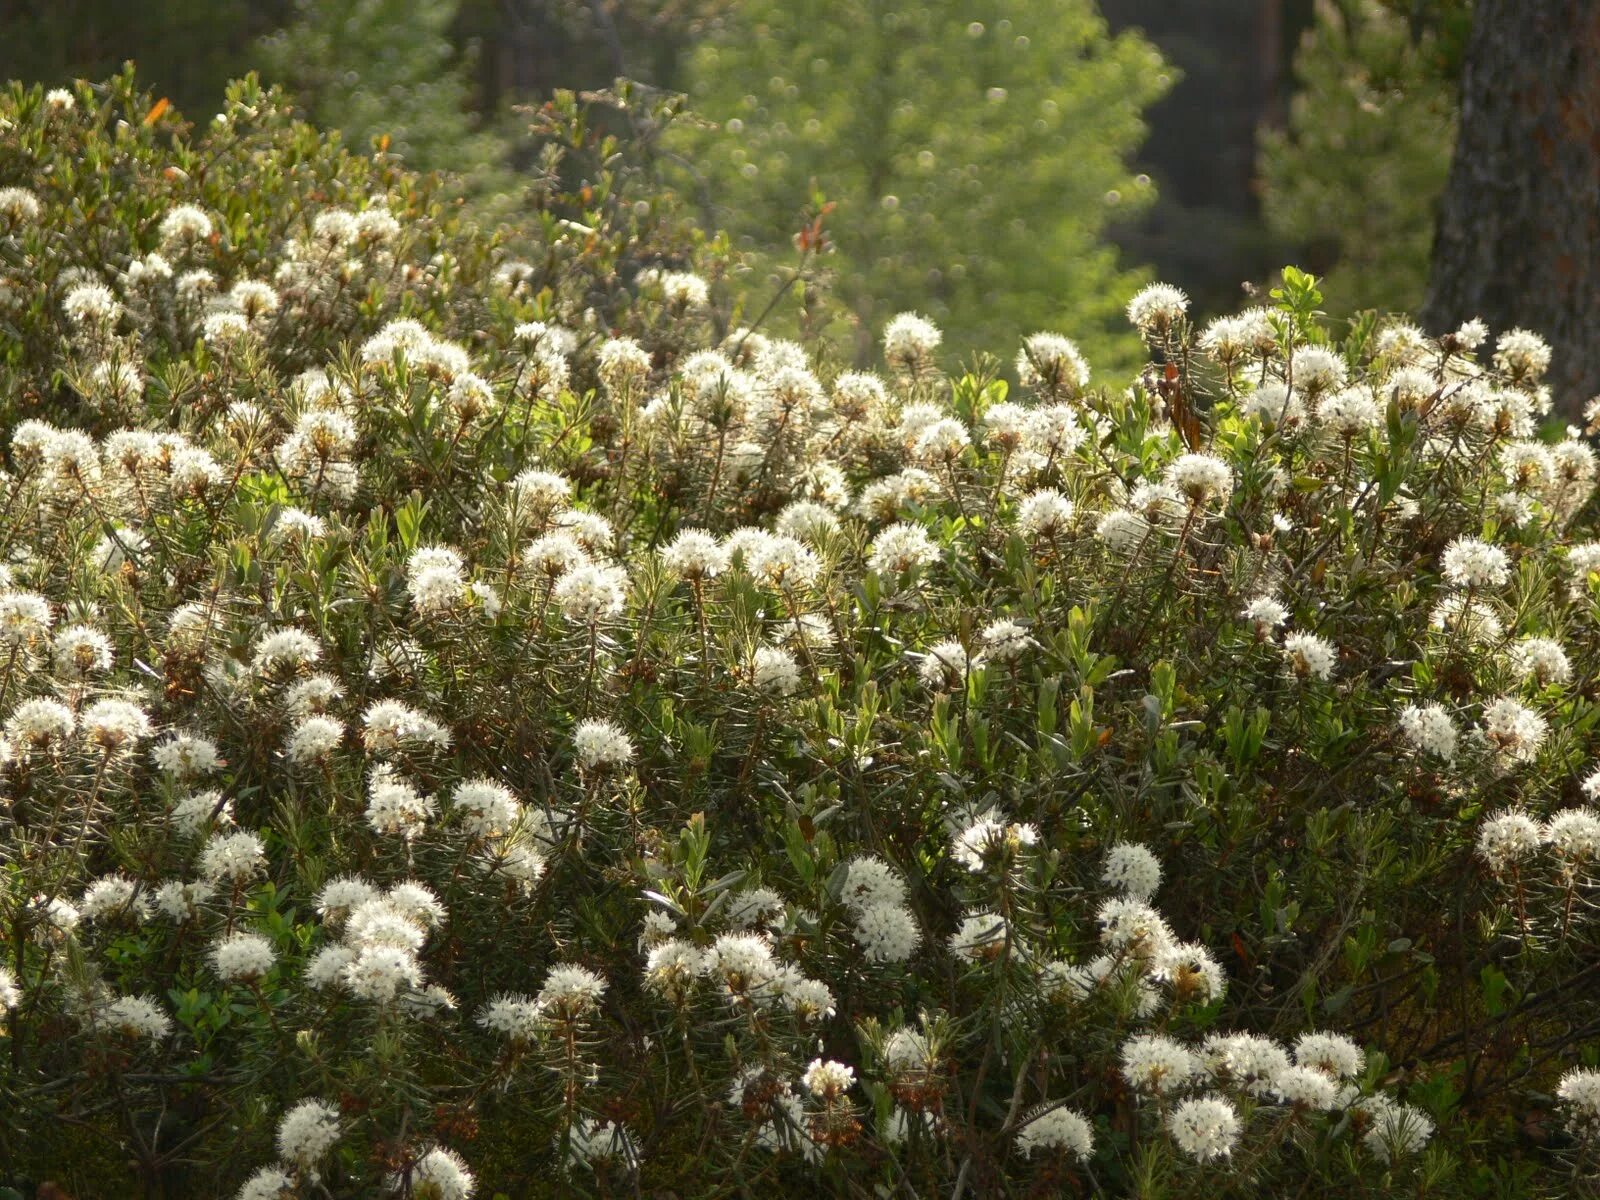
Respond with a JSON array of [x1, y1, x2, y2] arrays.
[[1259, 0, 1461, 316], [678, 0, 1170, 371], [1, 0, 1475, 361]]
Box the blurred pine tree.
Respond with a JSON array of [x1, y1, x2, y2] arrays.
[[679, 0, 1172, 372], [259, 0, 513, 190], [1259, 0, 1457, 316]]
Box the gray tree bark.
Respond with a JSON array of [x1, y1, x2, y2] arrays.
[[1421, 0, 1600, 414]]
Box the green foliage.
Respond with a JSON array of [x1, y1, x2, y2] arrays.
[[259, 0, 515, 198], [1259, 0, 1457, 314], [680, 0, 1172, 371]]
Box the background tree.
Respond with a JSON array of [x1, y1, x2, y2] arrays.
[[680, 0, 1172, 370], [458, 0, 730, 103], [259, 0, 512, 185], [1259, 0, 1458, 315], [1421, 0, 1600, 413], [1103, 0, 1315, 318]]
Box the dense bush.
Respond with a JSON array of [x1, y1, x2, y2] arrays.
[[3, 75, 1600, 1200]]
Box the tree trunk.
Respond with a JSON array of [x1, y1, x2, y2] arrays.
[[1421, 0, 1600, 414]]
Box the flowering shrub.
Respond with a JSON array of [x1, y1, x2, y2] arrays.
[[3, 75, 1600, 1198]]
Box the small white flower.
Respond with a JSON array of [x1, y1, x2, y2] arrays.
[[0, 591, 54, 644], [199, 830, 267, 885], [0, 968, 18, 1010], [1558, 1067, 1600, 1140], [277, 1098, 341, 1169], [364, 769, 437, 840], [287, 715, 344, 764], [1283, 632, 1337, 681], [151, 731, 221, 777], [1398, 703, 1458, 762], [979, 619, 1033, 663], [81, 875, 151, 923], [1360, 1098, 1435, 1163], [342, 945, 423, 1003], [1494, 328, 1552, 381], [802, 1058, 855, 1098], [1441, 538, 1511, 590], [867, 521, 940, 576], [840, 856, 909, 912], [775, 500, 841, 543], [949, 910, 1009, 962], [1167, 1095, 1240, 1161], [1294, 1031, 1364, 1079], [1097, 898, 1174, 960], [361, 700, 450, 755], [1120, 1034, 1197, 1095], [1017, 489, 1075, 539], [1096, 509, 1152, 551], [171, 790, 231, 836], [154, 880, 214, 921], [883, 312, 942, 372], [398, 1146, 475, 1200], [1016, 332, 1090, 397], [6, 697, 75, 749], [643, 940, 703, 999], [536, 964, 607, 1022], [660, 528, 728, 579], [951, 809, 1038, 872], [304, 945, 358, 990], [1290, 345, 1348, 394], [477, 993, 540, 1040], [750, 645, 802, 697], [1201, 1033, 1291, 1097], [210, 932, 276, 982], [1163, 453, 1233, 509], [566, 1118, 640, 1174], [52, 624, 113, 678], [916, 640, 974, 689], [1547, 808, 1600, 865], [1316, 385, 1383, 438], [0, 187, 41, 225], [1480, 696, 1548, 764], [92, 995, 173, 1043], [450, 779, 521, 838], [573, 719, 634, 770], [911, 418, 971, 464], [1126, 283, 1189, 334], [1026, 404, 1089, 455], [252, 627, 322, 673], [1509, 636, 1571, 686], [1102, 842, 1162, 900], [552, 563, 628, 622], [852, 902, 921, 963], [1477, 809, 1544, 873], [1242, 596, 1289, 639], [81, 698, 153, 752], [64, 281, 121, 327], [1273, 1065, 1339, 1111], [597, 337, 651, 392], [705, 932, 780, 1000], [1015, 1105, 1093, 1160]]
